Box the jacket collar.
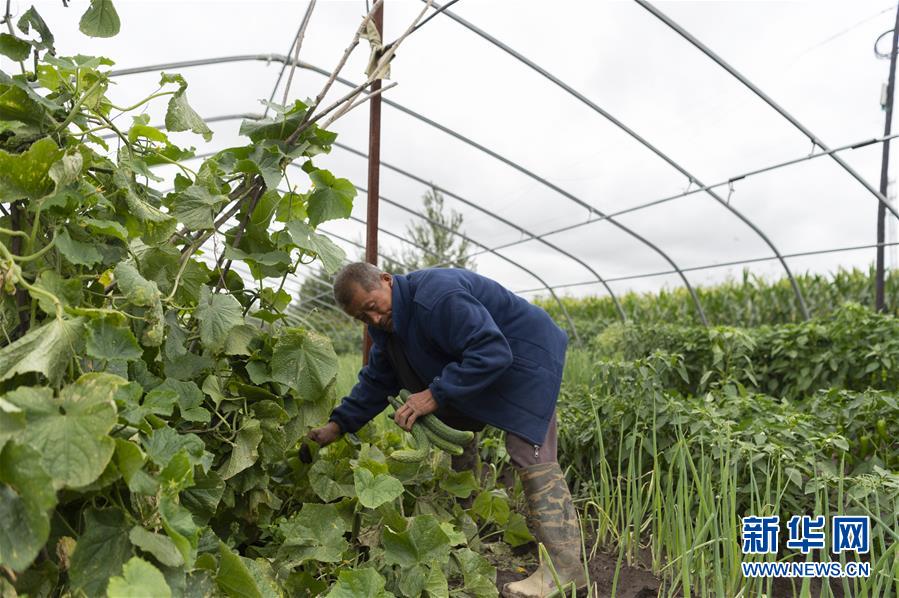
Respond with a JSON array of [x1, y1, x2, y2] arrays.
[[390, 273, 413, 339]]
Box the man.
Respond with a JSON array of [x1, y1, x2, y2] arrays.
[[308, 263, 586, 597]]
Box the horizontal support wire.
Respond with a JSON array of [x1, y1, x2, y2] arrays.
[[109, 55, 704, 326], [514, 241, 899, 294], [635, 0, 899, 223], [424, 0, 813, 320], [188, 114, 899, 293]]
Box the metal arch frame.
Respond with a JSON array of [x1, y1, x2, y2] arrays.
[[181, 116, 627, 320], [195, 115, 899, 303], [332, 141, 629, 321], [424, 1, 809, 321], [109, 55, 709, 325], [321, 188, 583, 342], [156, 132, 585, 339], [283, 162, 582, 341], [635, 0, 899, 224]]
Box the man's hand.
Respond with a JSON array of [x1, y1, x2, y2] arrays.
[[394, 389, 438, 431], [308, 421, 342, 447]]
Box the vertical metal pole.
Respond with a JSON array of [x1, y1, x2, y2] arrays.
[[877, 4, 899, 312], [363, 1, 384, 364]]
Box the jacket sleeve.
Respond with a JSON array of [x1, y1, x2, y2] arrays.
[[426, 291, 513, 407], [329, 339, 400, 434]]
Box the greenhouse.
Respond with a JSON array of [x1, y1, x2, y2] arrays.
[[0, 1, 897, 596]]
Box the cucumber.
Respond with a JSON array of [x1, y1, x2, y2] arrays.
[[395, 390, 475, 446], [421, 426, 465, 456], [389, 423, 431, 463], [419, 415, 475, 447]]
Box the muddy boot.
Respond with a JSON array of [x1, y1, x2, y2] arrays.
[[502, 462, 587, 598]]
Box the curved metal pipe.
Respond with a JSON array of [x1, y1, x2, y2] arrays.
[[317, 199, 583, 343], [333, 142, 627, 321], [109, 55, 705, 325], [635, 0, 899, 225], [425, 1, 808, 318]]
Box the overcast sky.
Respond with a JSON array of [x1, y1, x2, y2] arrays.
[[4, 0, 899, 306]]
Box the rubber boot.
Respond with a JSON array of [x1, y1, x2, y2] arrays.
[[502, 462, 587, 598]]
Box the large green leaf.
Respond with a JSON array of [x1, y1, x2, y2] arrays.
[[151, 378, 208, 423], [382, 514, 451, 568], [195, 286, 244, 353], [17, 7, 54, 52], [286, 221, 346, 274], [115, 262, 161, 307], [56, 228, 103, 266], [0, 442, 56, 571], [238, 101, 307, 143], [114, 439, 157, 496], [129, 526, 184, 568], [86, 317, 142, 361], [171, 185, 228, 230], [438, 469, 479, 499], [0, 397, 25, 454], [218, 419, 262, 480], [325, 568, 390, 598], [159, 496, 200, 568], [0, 74, 58, 128], [0, 33, 30, 62], [0, 316, 84, 384], [6, 373, 123, 488], [69, 508, 133, 597], [471, 489, 510, 526], [270, 328, 337, 402], [353, 467, 403, 509], [121, 188, 177, 243], [218, 142, 283, 190], [143, 426, 208, 470], [503, 512, 535, 548], [276, 503, 349, 566], [107, 556, 171, 597], [84, 217, 129, 241], [453, 548, 497, 597], [217, 542, 262, 598], [180, 469, 223, 524], [307, 169, 356, 227], [0, 137, 62, 201], [307, 458, 354, 503], [31, 270, 82, 316], [160, 73, 212, 141], [79, 0, 121, 37]]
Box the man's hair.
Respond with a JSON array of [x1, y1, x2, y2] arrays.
[[333, 262, 383, 309]]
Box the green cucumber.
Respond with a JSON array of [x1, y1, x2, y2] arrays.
[[395, 390, 475, 446], [390, 423, 431, 463], [421, 426, 465, 456]]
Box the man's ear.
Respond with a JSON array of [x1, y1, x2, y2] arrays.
[[384, 273, 393, 287]]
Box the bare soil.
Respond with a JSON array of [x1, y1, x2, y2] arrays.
[[492, 545, 662, 598]]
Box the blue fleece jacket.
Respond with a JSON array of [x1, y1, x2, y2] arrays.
[[329, 268, 568, 446]]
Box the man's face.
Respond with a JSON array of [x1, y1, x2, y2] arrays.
[[345, 273, 394, 332]]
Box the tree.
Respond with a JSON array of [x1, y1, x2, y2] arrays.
[[387, 186, 475, 273]]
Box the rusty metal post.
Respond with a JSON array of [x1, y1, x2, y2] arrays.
[[363, 2, 384, 364]]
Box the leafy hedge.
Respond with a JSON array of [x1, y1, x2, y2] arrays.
[[538, 268, 899, 335], [589, 303, 899, 400]]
